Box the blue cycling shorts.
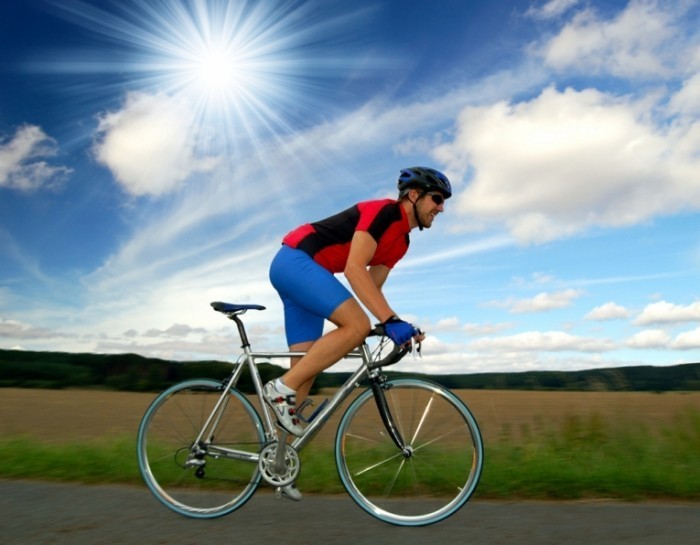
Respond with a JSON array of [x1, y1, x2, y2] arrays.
[[269, 244, 352, 346]]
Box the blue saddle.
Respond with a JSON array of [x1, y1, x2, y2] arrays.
[[210, 301, 266, 313]]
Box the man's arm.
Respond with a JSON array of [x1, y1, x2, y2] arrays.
[[344, 231, 395, 323], [368, 263, 390, 289]]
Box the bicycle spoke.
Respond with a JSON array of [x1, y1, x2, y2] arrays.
[[336, 379, 483, 526], [137, 380, 264, 518], [353, 450, 404, 477], [410, 394, 435, 444]]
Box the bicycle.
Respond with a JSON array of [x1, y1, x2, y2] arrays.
[[136, 301, 483, 527]]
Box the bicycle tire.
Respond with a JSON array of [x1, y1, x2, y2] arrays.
[[335, 378, 483, 526], [137, 379, 264, 518]]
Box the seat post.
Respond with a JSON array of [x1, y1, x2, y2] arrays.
[[229, 314, 251, 349]]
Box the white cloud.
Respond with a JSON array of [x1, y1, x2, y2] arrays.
[[625, 329, 671, 348], [93, 92, 219, 197], [0, 318, 61, 340], [143, 323, 207, 338], [490, 288, 582, 313], [669, 73, 700, 116], [437, 85, 700, 243], [538, 0, 680, 78], [469, 330, 615, 353], [0, 124, 72, 191], [463, 322, 515, 337], [585, 302, 630, 321], [671, 326, 700, 349], [526, 0, 580, 20], [634, 300, 700, 325]]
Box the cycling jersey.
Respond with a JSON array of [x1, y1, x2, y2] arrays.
[[282, 199, 411, 273]]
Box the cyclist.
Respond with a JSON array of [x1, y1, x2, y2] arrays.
[[265, 167, 451, 470]]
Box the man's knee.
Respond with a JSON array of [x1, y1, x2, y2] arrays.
[[352, 314, 372, 343], [332, 300, 371, 342]]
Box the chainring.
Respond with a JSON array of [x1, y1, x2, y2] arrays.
[[258, 442, 300, 487]]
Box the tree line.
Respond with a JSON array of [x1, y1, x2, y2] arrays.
[[1, 348, 699, 393]]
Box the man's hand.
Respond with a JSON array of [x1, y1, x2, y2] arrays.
[[384, 317, 420, 345]]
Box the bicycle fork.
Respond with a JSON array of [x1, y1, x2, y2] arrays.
[[369, 374, 412, 457]]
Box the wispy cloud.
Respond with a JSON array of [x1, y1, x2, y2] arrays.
[[489, 289, 583, 314], [470, 330, 615, 353], [402, 235, 514, 268], [0, 318, 66, 340], [526, 0, 581, 20], [0, 125, 72, 191]]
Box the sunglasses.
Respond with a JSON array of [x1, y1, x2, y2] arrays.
[[426, 192, 445, 206]]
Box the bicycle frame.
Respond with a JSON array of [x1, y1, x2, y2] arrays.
[[205, 309, 409, 460]]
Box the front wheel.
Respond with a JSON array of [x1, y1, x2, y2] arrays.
[[137, 379, 264, 518], [335, 379, 483, 526]]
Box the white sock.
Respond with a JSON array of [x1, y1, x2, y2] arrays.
[[275, 378, 296, 395]]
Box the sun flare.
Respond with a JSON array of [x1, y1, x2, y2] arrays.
[[50, 2, 366, 130], [193, 45, 240, 95]]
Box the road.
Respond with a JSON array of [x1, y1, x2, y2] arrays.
[[1, 480, 697, 545]]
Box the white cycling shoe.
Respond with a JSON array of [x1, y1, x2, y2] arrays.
[[263, 380, 306, 437], [281, 482, 302, 501]]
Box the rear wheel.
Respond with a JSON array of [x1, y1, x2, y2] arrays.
[[137, 379, 264, 518], [335, 379, 483, 526]]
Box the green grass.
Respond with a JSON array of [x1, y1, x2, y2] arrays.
[[479, 408, 700, 500], [2, 410, 699, 500], [0, 435, 141, 483]]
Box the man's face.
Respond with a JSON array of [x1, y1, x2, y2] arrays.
[[414, 191, 445, 228]]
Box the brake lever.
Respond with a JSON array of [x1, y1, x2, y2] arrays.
[[409, 329, 423, 358]]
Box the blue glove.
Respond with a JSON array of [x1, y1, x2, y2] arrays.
[[383, 317, 418, 345]]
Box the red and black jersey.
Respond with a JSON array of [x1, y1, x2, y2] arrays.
[[282, 199, 411, 273]]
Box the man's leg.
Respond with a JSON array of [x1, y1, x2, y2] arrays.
[[281, 297, 371, 393], [287, 341, 314, 406]]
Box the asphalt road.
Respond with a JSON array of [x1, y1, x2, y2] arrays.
[[1, 480, 698, 545]]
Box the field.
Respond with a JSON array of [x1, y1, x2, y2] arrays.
[[1, 387, 699, 499]]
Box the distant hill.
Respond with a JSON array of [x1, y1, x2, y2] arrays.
[[1, 348, 699, 393]]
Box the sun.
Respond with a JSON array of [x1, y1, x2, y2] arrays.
[[180, 39, 250, 109], [43, 0, 376, 158], [194, 45, 239, 95]]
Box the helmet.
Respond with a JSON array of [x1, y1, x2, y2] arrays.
[[397, 167, 452, 198]]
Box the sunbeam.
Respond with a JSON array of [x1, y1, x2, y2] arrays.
[[36, 0, 381, 160]]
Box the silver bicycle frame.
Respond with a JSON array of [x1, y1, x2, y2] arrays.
[[202, 306, 403, 463], [231, 343, 374, 450]]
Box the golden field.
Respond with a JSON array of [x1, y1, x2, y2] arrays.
[[2, 387, 698, 444]]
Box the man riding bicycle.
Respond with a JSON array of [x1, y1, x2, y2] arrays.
[[265, 167, 452, 452]]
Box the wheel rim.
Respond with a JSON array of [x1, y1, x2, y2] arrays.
[[137, 380, 264, 518], [335, 380, 483, 526]]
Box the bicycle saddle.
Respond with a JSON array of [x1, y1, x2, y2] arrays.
[[211, 301, 266, 313]]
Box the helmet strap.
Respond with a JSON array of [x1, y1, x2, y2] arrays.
[[408, 192, 426, 231]]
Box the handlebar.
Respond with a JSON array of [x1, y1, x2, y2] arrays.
[[366, 323, 419, 370], [366, 343, 410, 371]]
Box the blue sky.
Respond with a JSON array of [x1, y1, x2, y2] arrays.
[[1, 0, 699, 374]]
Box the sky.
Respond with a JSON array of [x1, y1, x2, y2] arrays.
[[1, 0, 700, 375]]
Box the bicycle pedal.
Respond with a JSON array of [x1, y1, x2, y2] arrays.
[[307, 398, 329, 422], [298, 398, 328, 424], [274, 487, 283, 500]]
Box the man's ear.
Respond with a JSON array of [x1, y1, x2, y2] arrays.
[[408, 188, 422, 202]]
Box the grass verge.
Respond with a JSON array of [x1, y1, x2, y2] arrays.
[[1, 409, 698, 500]]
